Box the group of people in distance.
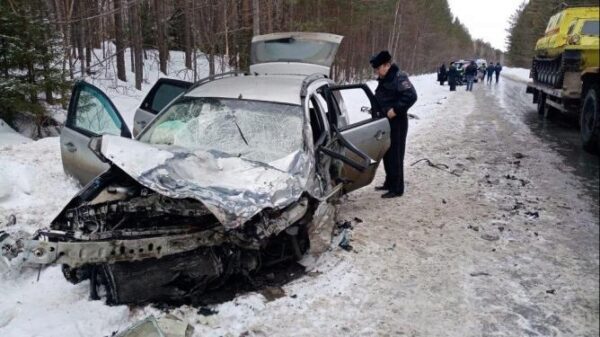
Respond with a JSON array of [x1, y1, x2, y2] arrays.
[[437, 61, 502, 91]]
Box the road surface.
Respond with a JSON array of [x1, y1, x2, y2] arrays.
[[334, 76, 599, 336]]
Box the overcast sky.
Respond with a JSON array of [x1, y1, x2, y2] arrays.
[[448, 0, 526, 52]]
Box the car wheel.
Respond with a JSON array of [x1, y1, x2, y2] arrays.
[[580, 84, 599, 154]]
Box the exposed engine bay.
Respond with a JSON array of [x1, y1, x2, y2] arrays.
[[1, 166, 337, 305]]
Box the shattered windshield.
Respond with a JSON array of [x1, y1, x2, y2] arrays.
[[139, 97, 304, 163]]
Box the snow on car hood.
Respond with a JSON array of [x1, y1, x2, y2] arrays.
[[100, 135, 314, 228]]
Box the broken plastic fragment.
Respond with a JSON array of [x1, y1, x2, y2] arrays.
[[114, 316, 165, 337], [115, 315, 194, 337]]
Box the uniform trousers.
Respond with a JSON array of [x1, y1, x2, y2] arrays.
[[382, 111, 408, 193]]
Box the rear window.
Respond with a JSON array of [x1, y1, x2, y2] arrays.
[[581, 21, 599, 35], [251, 38, 338, 66]]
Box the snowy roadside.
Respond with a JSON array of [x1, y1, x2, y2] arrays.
[[501, 67, 531, 84], [0, 69, 451, 336], [0, 120, 31, 147]]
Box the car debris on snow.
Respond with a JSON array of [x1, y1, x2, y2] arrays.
[[260, 286, 286, 302], [469, 272, 491, 277], [467, 225, 479, 232], [197, 307, 218, 316], [410, 158, 461, 177], [114, 315, 193, 337], [480, 234, 500, 241]]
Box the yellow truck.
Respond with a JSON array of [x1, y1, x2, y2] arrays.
[[526, 5, 599, 153]]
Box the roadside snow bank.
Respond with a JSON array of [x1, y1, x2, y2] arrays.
[[0, 120, 31, 146], [344, 73, 448, 126], [501, 67, 530, 84], [0, 266, 131, 337], [0, 137, 79, 232]]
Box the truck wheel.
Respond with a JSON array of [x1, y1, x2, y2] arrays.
[[580, 84, 599, 154], [537, 92, 546, 116], [543, 100, 556, 119]]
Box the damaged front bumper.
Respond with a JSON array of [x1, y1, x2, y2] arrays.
[[0, 195, 332, 305], [0, 197, 310, 270]]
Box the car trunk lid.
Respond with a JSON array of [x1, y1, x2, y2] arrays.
[[249, 32, 343, 77]]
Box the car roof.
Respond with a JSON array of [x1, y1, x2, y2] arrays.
[[185, 74, 312, 105]]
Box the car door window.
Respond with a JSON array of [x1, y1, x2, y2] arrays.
[[141, 79, 192, 115], [308, 96, 327, 145], [62, 81, 130, 186], [70, 85, 123, 136], [333, 91, 346, 117], [133, 79, 192, 137], [151, 84, 184, 112], [335, 86, 380, 126]]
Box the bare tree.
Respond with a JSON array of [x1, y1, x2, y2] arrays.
[[114, 0, 126, 81], [179, 0, 193, 68], [252, 0, 260, 36], [153, 0, 168, 74], [131, 0, 143, 89]]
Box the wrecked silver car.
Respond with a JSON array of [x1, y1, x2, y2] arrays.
[[1, 32, 390, 304]]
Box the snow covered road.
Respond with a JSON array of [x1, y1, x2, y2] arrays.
[[338, 76, 599, 336], [0, 72, 598, 337]]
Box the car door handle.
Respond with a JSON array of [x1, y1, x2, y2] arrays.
[[64, 142, 77, 153], [136, 120, 147, 127], [374, 130, 385, 140]]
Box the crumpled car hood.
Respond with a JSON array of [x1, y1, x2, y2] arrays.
[[100, 135, 314, 228]]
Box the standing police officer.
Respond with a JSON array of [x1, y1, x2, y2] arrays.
[[370, 51, 418, 198]]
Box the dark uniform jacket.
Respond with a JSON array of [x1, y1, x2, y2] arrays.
[[447, 66, 458, 82], [437, 65, 447, 81], [465, 63, 478, 76], [375, 64, 417, 117]]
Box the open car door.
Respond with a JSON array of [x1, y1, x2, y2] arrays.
[[250, 32, 343, 76], [61, 81, 131, 186], [132, 78, 192, 137], [321, 84, 390, 193]]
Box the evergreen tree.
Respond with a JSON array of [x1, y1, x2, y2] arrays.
[[0, 0, 69, 135]]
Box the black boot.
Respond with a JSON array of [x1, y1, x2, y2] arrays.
[[374, 185, 389, 191], [381, 191, 403, 198]]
